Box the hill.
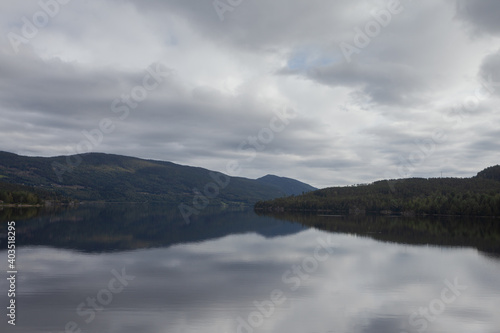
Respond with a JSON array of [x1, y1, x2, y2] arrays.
[[0, 151, 314, 206], [255, 167, 500, 217], [257, 174, 317, 196], [475, 165, 500, 181]]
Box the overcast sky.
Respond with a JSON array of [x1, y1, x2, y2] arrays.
[[1, 0, 499, 188]]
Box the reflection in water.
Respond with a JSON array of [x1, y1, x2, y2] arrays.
[[257, 212, 500, 256], [0, 206, 56, 225], [0, 204, 306, 252], [0, 205, 498, 333]]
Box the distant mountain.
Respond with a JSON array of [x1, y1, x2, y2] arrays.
[[0, 151, 315, 206], [257, 174, 317, 196], [256, 166, 500, 217]]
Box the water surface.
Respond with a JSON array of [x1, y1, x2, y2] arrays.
[[1, 204, 499, 333]]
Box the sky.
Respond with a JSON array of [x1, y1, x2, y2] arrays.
[[0, 0, 499, 188]]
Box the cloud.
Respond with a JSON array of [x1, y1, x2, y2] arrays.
[[120, 0, 354, 51], [479, 49, 500, 94], [0, 0, 499, 188], [283, 61, 427, 107], [455, 0, 500, 36]]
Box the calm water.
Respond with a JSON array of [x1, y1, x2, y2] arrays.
[[1, 204, 499, 333]]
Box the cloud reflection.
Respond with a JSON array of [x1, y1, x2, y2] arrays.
[[0, 229, 499, 333]]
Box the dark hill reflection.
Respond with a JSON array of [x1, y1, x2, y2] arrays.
[[2, 204, 499, 256], [256, 211, 500, 256], [0, 204, 307, 252]]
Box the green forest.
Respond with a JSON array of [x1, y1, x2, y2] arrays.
[[255, 165, 500, 217], [0, 181, 72, 206], [0, 181, 43, 205], [0, 190, 41, 205]]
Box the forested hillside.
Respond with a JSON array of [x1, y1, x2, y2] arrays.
[[0, 151, 313, 205], [255, 166, 500, 216]]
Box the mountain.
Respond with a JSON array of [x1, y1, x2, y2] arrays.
[[255, 166, 500, 217], [0, 151, 314, 206], [257, 174, 317, 195]]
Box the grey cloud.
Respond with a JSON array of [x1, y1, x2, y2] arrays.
[[1, 53, 155, 109], [0, 50, 328, 172], [466, 140, 500, 154], [455, 0, 500, 36], [281, 61, 426, 108], [121, 0, 353, 51], [479, 49, 500, 95], [297, 157, 361, 170]]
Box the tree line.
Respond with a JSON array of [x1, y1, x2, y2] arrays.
[[0, 189, 42, 205], [0, 181, 71, 205], [255, 166, 500, 217]]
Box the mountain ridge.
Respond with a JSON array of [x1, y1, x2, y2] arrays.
[[257, 174, 317, 195], [0, 151, 316, 206]]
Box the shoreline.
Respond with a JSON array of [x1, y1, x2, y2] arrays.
[[254, 207, 500, 219], [0, 204, 44, 208]]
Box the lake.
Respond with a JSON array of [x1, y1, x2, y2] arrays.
[[1, 204, 499, 333]]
